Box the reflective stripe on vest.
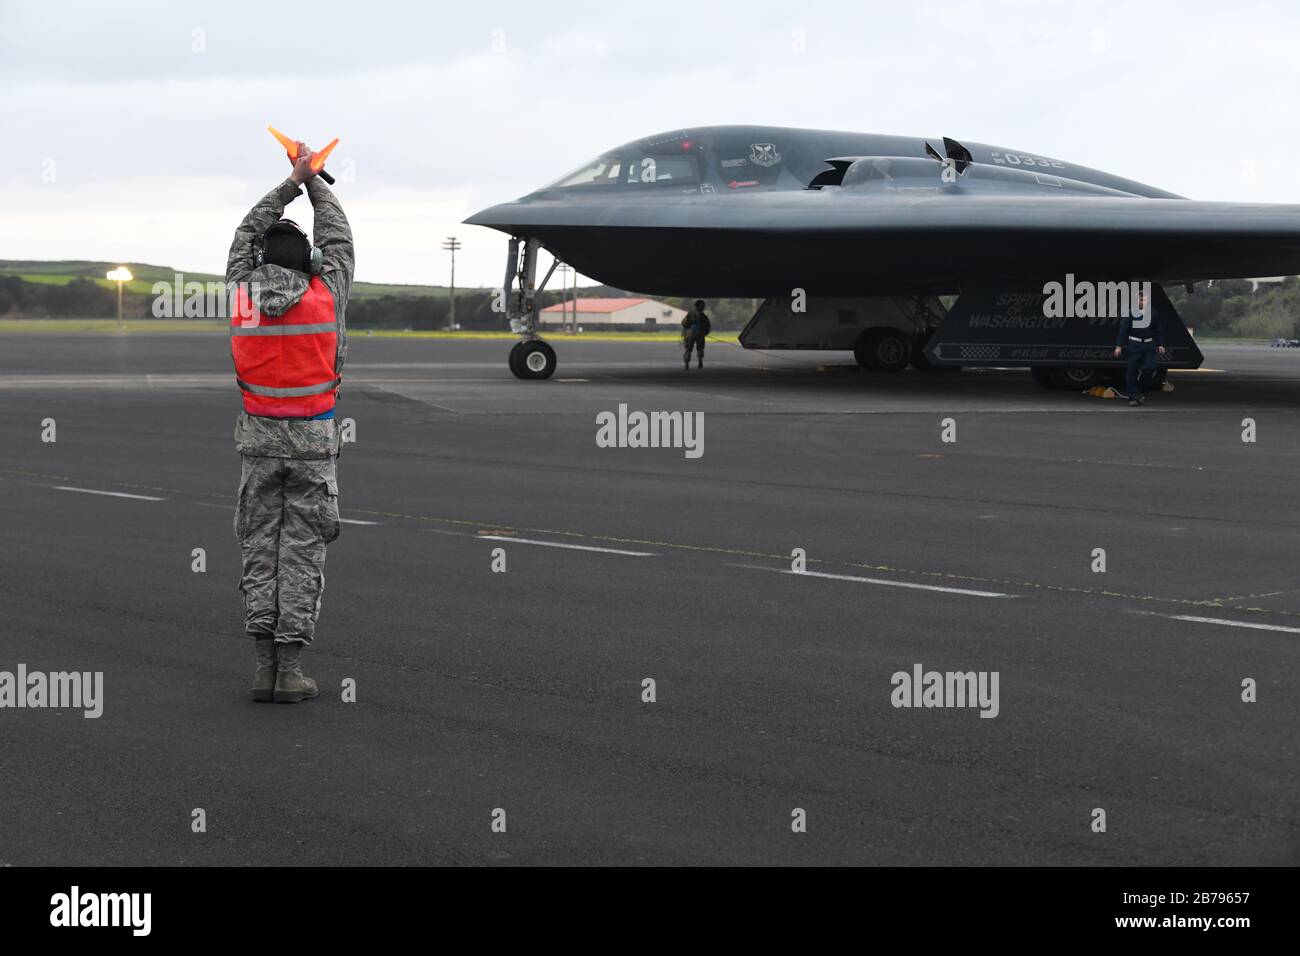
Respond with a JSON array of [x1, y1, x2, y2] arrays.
[[231, 322, 338, 336], [236, 377, 341, 397]]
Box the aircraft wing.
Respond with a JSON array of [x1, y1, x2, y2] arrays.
[[468, 192, 1300, 296]]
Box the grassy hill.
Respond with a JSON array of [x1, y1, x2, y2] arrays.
[[0, 260, 454, 300], [0, 259, 654, 329], [26, 259, 1295, 339]]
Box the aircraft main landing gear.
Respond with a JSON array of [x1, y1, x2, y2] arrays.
[[853, 328, 912, 371]]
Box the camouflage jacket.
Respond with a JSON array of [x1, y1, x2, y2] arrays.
[[226, 177, 355, 458], [681, 310, 711, 338]]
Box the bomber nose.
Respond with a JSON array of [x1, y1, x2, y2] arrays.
[[464, 202, 515, 228]]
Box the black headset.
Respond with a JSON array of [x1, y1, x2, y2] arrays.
[[255, 219, 323, 275]]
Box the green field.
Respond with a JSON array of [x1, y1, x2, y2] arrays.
[[0, 319, 228, 333], [0, 260, 454, 300], [0, 319, 739, 343], [361, 329, 740, 343]]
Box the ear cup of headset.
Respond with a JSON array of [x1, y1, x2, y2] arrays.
[[308, 246, 323, 275]]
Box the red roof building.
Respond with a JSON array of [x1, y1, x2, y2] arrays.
[[541, 297, 686, 329]]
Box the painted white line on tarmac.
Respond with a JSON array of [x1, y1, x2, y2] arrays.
[[339, 518, 380, 526], [729, 563, 1017, 598], [1132, 611, 1300, 634], [54, 486, 165, 502], [476, 534, 654, 557]]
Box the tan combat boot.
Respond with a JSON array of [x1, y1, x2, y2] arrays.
[[252, 638, 277, 702], [273, 641, 319, 703]]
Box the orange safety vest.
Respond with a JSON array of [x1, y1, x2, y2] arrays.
[[230, 276, 340, 418]]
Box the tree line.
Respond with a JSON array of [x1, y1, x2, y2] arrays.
[[3, 272, 1299, 338]]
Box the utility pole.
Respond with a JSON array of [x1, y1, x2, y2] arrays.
[[556, 262, 571, 333], [441, 237, 462, 331], [568, 262, 581, 333]]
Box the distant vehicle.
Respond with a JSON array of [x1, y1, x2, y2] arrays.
[[1270, 337, 1300, 348], [467, 125, 1300, 380]]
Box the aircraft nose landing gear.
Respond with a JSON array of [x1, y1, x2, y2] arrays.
[[503, 236, 558, 380]]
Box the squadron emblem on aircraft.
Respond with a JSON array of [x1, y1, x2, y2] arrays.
[[748, 143, 782, 167]]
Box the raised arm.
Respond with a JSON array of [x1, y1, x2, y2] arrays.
[[225, 179, 302, 287], [306, 177, 354, 307]]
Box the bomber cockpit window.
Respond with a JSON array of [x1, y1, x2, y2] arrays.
[[549, 153, 700, 189], [620, 155, 699, 186], [550, 156, 624, 188]]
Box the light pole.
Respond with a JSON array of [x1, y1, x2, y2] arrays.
[[441, 237, 461, 331], [106, 266, 133, 331]]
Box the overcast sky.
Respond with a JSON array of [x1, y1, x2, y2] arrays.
[[1, 0, 1296, 288]]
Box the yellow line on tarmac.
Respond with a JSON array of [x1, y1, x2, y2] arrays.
[[1213, 588, 1300, 602]]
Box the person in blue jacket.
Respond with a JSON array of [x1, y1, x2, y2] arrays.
[[1112, 288, 1165, 406]]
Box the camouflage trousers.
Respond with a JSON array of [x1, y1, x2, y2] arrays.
[[234, 455, 340, 645]]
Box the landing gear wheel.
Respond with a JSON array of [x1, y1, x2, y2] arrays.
[[1048, 366, 1104, 390], [510, 340, 556, 380], [854, 329, 911, 372], [1030, 367, 1056, 389]]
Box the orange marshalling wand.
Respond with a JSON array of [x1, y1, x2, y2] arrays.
[[267, 125, 338, 185], [311, 138, 339, 172]]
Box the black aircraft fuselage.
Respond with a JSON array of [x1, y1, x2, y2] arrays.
[[466, 125, 1300, 297]]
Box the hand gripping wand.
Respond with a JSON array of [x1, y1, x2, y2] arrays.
[[268, 126, 340, 185]]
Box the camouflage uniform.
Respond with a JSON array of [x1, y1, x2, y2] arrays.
[[681, 308, 710, 365], [226, 178, 354, 646]]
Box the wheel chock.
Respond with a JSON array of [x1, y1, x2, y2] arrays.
[[1085, 385, 1123, 399]]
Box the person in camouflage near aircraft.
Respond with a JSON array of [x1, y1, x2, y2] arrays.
[[681, 299, 711, 369], [226, 142, 354, 703]]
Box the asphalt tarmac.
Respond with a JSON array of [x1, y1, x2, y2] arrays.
[[0, 333, 1296, 865]]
